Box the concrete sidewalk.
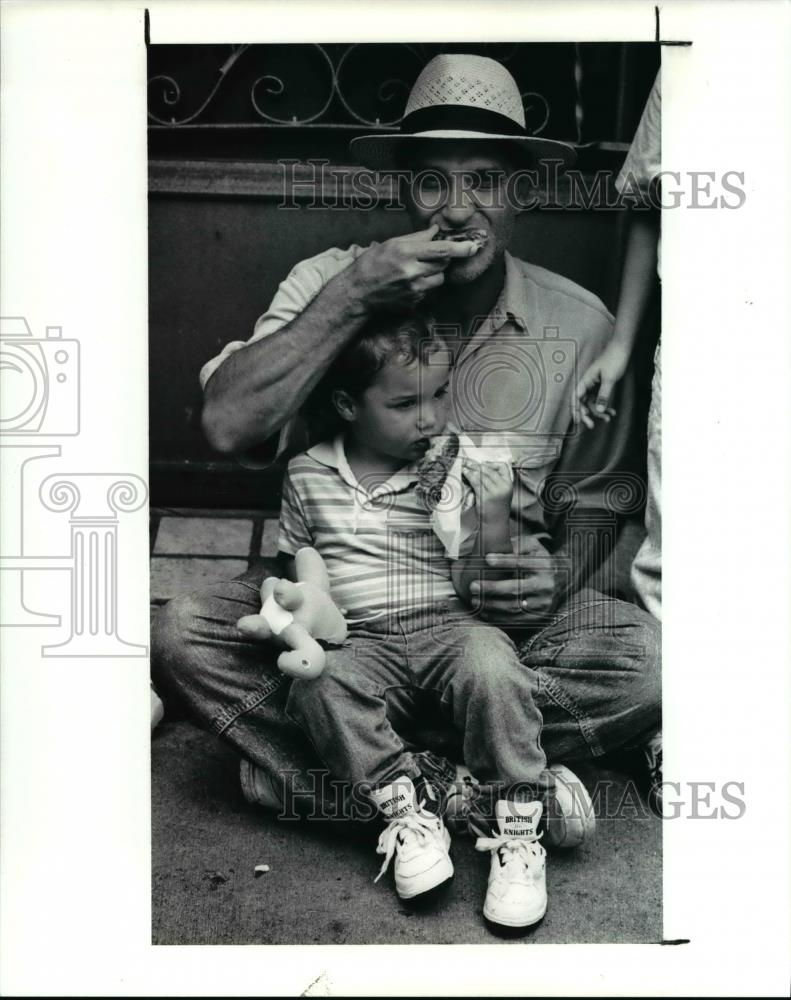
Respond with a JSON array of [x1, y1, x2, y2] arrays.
[[152, 719, 661, 946]]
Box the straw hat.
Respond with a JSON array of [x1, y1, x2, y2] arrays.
[[350, 53, 576, 170]]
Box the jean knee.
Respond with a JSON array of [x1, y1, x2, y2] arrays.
[[459, 625, 514, 664], [151, 592, 206, 692], [451, 629, 521, 692], [604, 608, 661, 736], [634, 612, 662, 717], [285, 653, 351, 716]]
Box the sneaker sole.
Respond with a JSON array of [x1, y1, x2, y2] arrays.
[[396, 855, 454, 900], [483, 899, 547, 928]]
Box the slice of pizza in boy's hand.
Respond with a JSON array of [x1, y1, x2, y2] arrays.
[[417, 432, 512, 558], [415, 431, 460, 511]]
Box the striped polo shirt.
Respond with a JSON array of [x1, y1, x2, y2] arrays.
[[278, 436, 458, 620]]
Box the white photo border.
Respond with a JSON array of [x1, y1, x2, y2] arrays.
[[1, 0, 789, 995]]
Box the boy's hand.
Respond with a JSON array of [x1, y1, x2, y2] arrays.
[[573, 340, 629, 429], [464, 458, 513, 512]]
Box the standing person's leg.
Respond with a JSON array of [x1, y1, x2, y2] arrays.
[[151, 566, 457, 815], [632, 342, 662, 620]]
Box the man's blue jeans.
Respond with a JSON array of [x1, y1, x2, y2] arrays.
[[152, 567, 660, 811]]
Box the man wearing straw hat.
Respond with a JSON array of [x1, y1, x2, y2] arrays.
[[154, 54, 661, 926]]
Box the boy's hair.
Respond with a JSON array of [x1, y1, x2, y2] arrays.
[[306, 309, 448, 435]]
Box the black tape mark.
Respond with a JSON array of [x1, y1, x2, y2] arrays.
[[661, 938, 691, 946], [656, 5, 693, 46]]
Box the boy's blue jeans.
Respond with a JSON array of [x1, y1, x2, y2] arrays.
[[153, 568, 661, 813], [285, 603, 546, 795]]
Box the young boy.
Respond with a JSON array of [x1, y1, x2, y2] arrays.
[[276, 310, 586, 929]]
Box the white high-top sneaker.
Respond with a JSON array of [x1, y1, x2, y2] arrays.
[[476, 799, 547, 928], [444, 763, 596, 850], [371, 775, 454, 900], [542, 764, 596, 849]]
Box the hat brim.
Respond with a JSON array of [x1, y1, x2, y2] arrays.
[[350, 129, 577, 171]]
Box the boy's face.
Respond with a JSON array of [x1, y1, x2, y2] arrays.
[[342, 352, 452, 464]]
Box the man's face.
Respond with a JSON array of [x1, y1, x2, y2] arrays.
[[344, 353, 452, 464], [405, 141, 518, 285]]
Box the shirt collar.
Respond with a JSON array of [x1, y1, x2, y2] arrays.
[[491, 252, 528, 333], [306, 434, 419, 496], [455, 253, 528, 368], [306, 434, 356, 487]]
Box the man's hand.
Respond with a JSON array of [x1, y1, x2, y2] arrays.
[[350, 224, 480, 309], [573, 339, 629, 429], [469, 543, 562, 625]]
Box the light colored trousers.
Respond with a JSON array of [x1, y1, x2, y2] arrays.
[[632, 343, 662, 620]]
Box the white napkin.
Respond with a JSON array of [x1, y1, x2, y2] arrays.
[[430, 433, 513, 559]]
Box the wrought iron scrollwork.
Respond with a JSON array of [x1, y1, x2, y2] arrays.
[[333, 44, 425, 127], [250, 44, 336, 125], [148, 45, 251, 126], [147, 42, 556, 135]]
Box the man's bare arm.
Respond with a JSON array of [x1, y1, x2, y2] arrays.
[[201, 264, 369, 454]]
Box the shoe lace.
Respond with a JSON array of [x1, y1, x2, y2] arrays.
[[374, 804, 439, 883], [443, 776, 475, 822], [475, 829, 545, 872], [443, 776, 493, 838]]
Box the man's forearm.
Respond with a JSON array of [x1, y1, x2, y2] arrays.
[[202, 266, 369, 454], [549, 514, 611, 601]]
